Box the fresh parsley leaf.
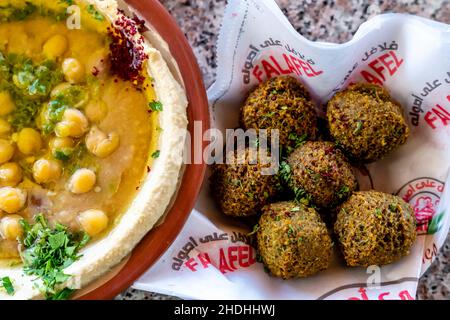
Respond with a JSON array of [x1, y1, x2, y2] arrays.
[[287, 225, 295, 237], [19, 214, 90, 300], [279, 161, 312, 205], [374, 208, 382, 218], [151, 150, 160, 159], [53, 148, 73, 161], [288, 132, 308, 148], [0, 53, 63, 130], [48, 232, 67, 250], [149, 101, 163, 112], [247, 224, 260, 236], [1, 277, 14, 295], [389, 203, 398, 212], [86, 4, 104, 21], [48, 287, 75, 300], [337, 185, 350, 199], [353, 120, 363, 135]]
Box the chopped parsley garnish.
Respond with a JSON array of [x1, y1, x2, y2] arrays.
[[285, 132, 308, 154], [42, 99, 67, 134], [48, 287, 75, 300], [151, 150, 161, 159], [19, 214, 90, 300], [389, 203, 398, 212], [247, 224, 260, 236], [287, 225, 295, 237], [86, 4, 105, 21], [0, 52, 63, 130], [1, 276, 14, 295], [64, 143, 96, 175], [279, 161, 292, 182], [256, 253, 263, 263], [337, 185, 350, 199], [279, 161, 312, 205], [374, 208, 383, 218], [53, 148, 73, 161], [263, 111, 275, 119], [149, 101, 163, 112], [353, 120, 363, 135], [288, 132, 307, 147], [0, 2, 37, 22], [0, 2, 68, 22]]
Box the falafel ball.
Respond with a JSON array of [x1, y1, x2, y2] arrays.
[[240, 76, 318, 148], [327, 83, 409, 163], [211, 147, 280, 217], [287, 141, 358, 208], [257, 201, 333, 279], [334, 191, 417, 267]]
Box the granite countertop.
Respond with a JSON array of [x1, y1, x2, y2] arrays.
[[117, 0, 450, 300]]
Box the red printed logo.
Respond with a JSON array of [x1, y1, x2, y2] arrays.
[[395, 177, 445, 234], [360, 51, 404, 86], [171, 232, 257, 273]]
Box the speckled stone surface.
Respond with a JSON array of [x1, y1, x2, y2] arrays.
[[117, 0, 450, 300]]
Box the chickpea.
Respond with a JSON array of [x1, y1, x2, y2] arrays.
[[0, 187, 26, 214], [55, 108, 89, 138], [0, 163, 22, 187], [85, 100, 108, 123], [0, 214, 23, 240], [0, 119, 11, 136], [62, 58, 85, 84], [86, 126, 120, 158], [51, 83, 89, 108], [43, 34, 68, 60], [50, 82, 72, 98], [68, 168, 96, 194], [0, 91, 15, 116], [0, 139, 14, 165], [49, 137, 74, 154], [17, 128, 42, 155], [78, 209, 108, 236], [33, 159, 62, 184]]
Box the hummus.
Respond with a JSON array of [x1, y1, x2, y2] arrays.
[[0, 0, 188, 299]]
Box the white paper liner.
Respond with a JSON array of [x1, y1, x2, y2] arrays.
[[135, 0, 450, 300]]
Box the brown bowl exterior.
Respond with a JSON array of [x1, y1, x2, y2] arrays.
[[78, 0, 209, 300]]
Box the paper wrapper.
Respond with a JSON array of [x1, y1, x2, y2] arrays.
[[134, 0, 450, 300]]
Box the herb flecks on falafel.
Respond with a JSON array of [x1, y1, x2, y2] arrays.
[[211, 147, 280, 217], [241, 76, 318, 152], [334, 191, 417, 267], [257, 201, 333, 279], [327, 83, 409, 163], [286, 141, 358, 208]]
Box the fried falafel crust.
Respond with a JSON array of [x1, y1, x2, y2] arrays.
[[257, 201, 333, 279], [241, 76, 318, 147], [288, 141, 358, 208], [211, 147, 280, 217], [334, 191, 417, 267], [327, 84, 409, 163]]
